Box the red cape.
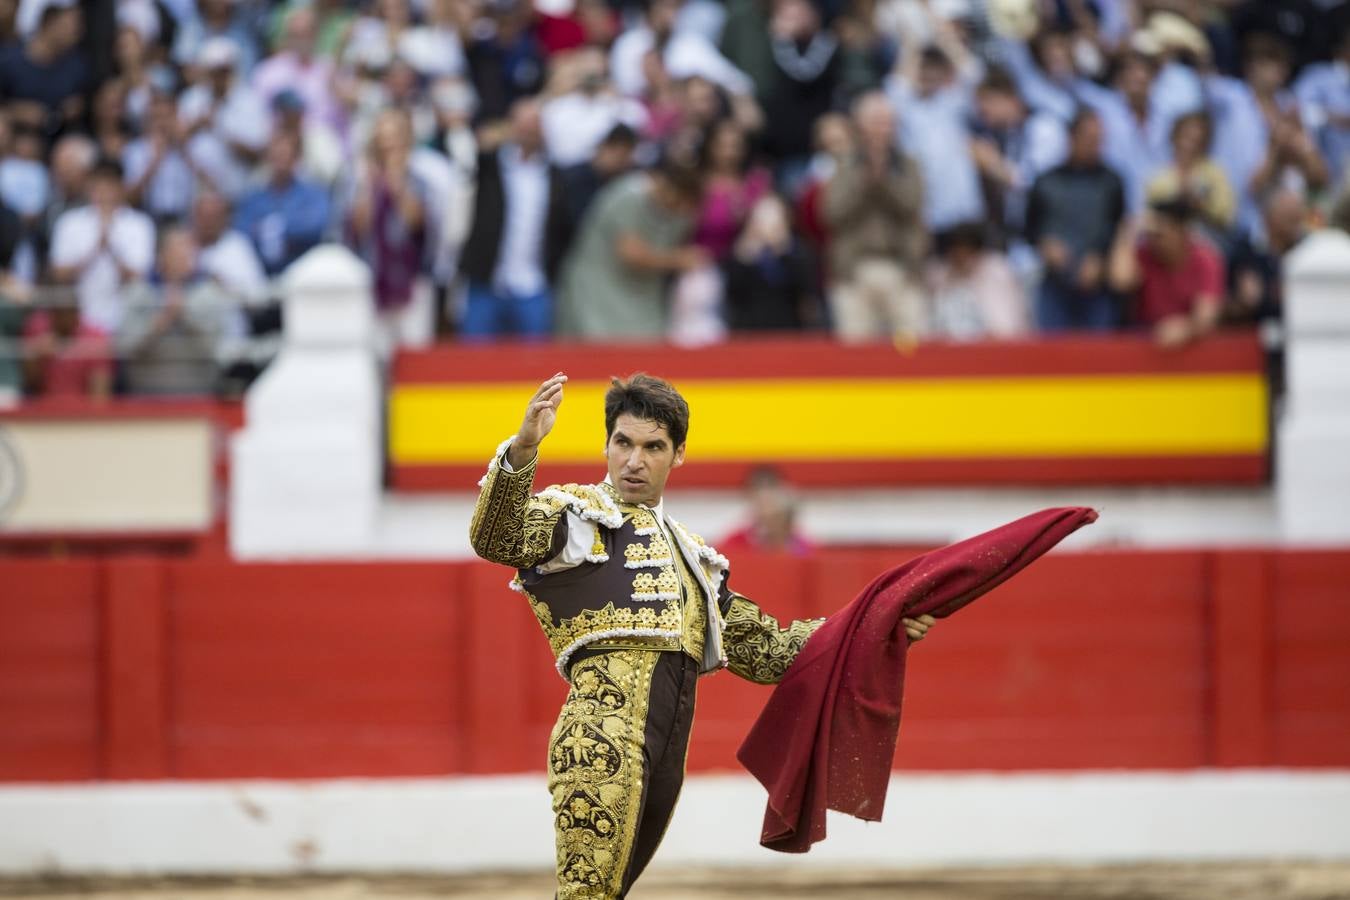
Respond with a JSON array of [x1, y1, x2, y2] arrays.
[[736, 506, 1098, 853]]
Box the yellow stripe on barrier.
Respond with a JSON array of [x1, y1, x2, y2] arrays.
[[389, 374, 1267, 463]]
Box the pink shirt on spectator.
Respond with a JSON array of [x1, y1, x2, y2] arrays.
[[251, 52, 342, 134], [693, 168, 770, 260]]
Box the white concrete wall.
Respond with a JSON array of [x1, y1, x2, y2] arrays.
[[1278, 229, 1350, 543], [1, 772, 1347, 875], [230, 245, 383, 558], [335, 484, 1279, 561]]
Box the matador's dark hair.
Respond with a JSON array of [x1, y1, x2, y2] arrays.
[[604, 373, 690, 449]]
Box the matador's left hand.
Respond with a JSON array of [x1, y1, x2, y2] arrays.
[[903, 615, 936, 643]]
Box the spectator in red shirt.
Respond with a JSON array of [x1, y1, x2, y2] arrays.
[[1109, 197, 1223, 349], [22, 301, 113, 400], [721, 465, 817, 558]]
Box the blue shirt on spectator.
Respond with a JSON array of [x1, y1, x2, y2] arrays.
[[888, 78, 984, 231], [998, 38, 1079, 123], [0, 41, 88, 112], [234, 175, 332, 276], [1203, 74, 1269, 237], [1294, 61, 1350, 187]]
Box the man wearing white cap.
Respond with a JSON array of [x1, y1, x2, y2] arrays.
[[178, 36, 271, 198]]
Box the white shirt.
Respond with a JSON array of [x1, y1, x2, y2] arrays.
[[499, 453, 672, 573], [610, 27, 753, 98], [344, 18, 466, 78], [541, 91, 648, 168], [49, 205, 155, 333], [122, 139, 196, 220], [491, 144, 550, 297], [0, 156, 50, 217], [178, 82, 272, 155], [199, 229, 270, 308]]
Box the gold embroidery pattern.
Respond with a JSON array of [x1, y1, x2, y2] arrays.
[[623, 542, 649, 567], [525, 593, 683, 676], [623, 536, 675, 570], [630, 565, 680, 602], [469, 454, 570, 569], [548, 650, 657, 899], [589, 528, 608, 563], [722, 595, 825, 685], [628, 508, 660, 536]]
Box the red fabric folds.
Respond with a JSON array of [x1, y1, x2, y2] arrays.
[[736, 506, 1098, 853]]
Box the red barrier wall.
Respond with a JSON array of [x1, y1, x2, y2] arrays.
[[2, 550, 1348, 782]]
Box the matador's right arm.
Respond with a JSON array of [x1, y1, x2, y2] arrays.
[[469, 441, 569, 569]]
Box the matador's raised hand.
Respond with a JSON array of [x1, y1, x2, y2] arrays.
[[507, 372, 567, 470]]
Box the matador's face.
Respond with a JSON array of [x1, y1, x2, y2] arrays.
[[605, 414, 685, 508]]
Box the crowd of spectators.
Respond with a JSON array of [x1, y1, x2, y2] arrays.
[[1, 0, 1349, 404]]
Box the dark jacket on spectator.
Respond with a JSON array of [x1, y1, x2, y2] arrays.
[[1025, 162, 1125, 257], [466, 34, 546, 126], [724, 242, 818, 331], [761, 34, 841, 162], [460, 147, 571, 286]]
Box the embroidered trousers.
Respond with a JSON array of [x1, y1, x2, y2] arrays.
[[548, 648, 699, 899]]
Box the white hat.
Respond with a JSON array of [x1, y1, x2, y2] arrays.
[[16, 0, 75, 38], [116, 0, 160, 42], [343, 33, 394, 70], [988, 0, 1038, 42], [198, 35, 241, 69], [1144, 11, 1210, 59]]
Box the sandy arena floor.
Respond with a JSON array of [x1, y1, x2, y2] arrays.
[[4, 864, 1350, 900]]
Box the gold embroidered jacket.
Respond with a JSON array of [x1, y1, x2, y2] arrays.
[[469, 439, 824, 682]]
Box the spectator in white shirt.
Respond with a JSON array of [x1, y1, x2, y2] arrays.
[[47, 158, 155, 334], [345, 0, 466, 81], [177, 37, 271, 199], [541, 48, 648, 168], [191, 189, 269, 310], [611, 0, 754, 99]]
